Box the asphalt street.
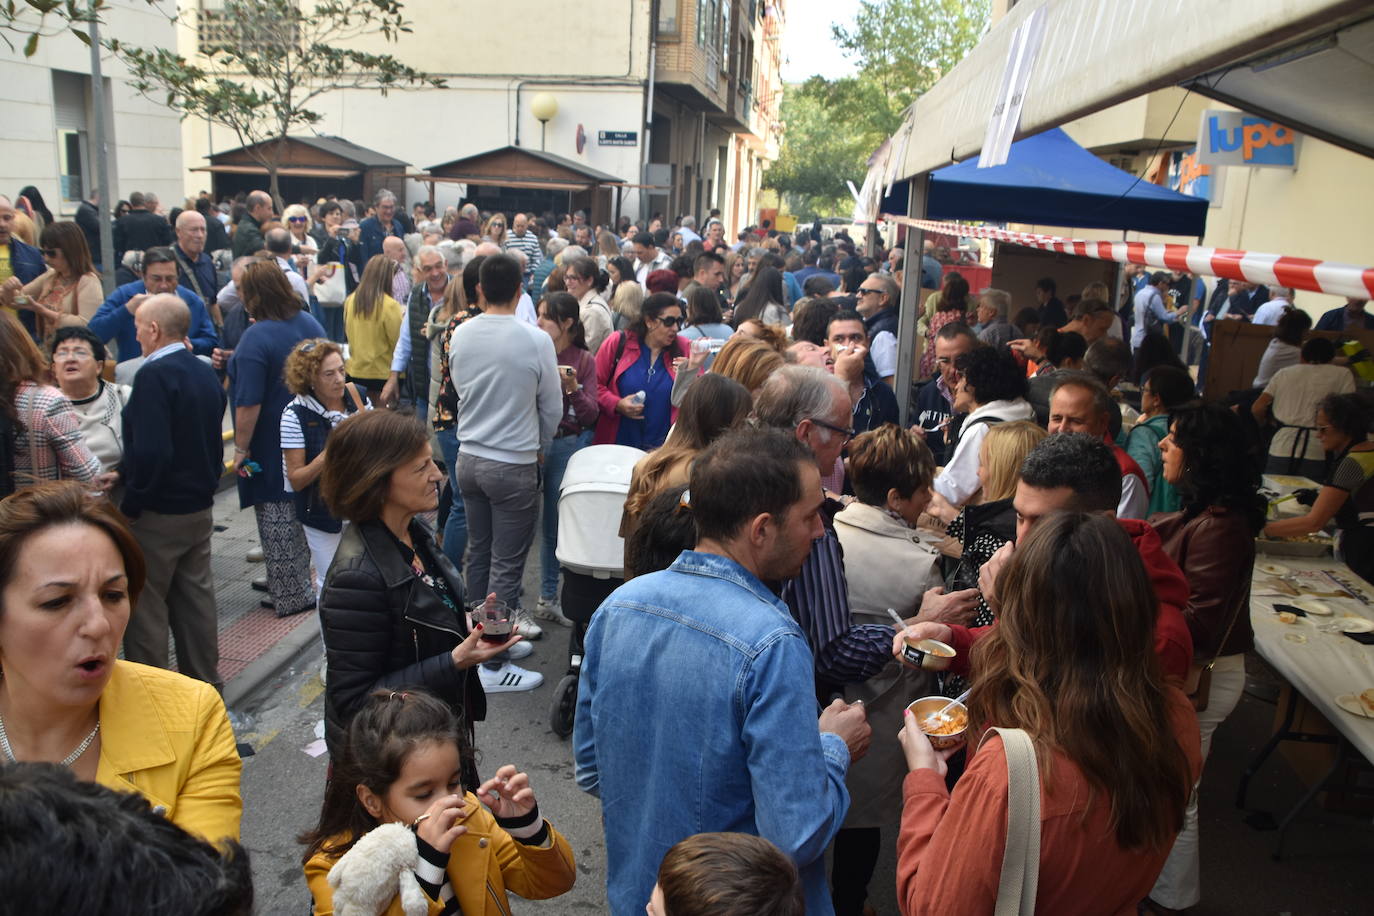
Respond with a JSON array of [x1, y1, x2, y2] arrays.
[[234, 554, 1372, 916]]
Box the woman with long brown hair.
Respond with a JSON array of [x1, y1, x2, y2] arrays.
[[896, 512, 1201, 915], [13, 221, 102, 336], [228, 260, 326, 618]]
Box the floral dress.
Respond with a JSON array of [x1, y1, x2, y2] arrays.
[[431, 306, 483, 434]]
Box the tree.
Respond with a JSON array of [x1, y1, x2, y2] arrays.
[[111, 0, 443, 208], [766, 0, 988, 217], [1, 0, 161, 57]]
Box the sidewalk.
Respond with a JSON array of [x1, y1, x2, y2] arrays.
[[187, 480, 321, 707]]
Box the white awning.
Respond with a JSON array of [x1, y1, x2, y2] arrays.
[[896, 0, 1374, 180]]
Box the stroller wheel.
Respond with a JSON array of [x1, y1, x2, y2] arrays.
[[549, 674, 579, 738]]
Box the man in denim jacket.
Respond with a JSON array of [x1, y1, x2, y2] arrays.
[[575, 428, 871, 915]]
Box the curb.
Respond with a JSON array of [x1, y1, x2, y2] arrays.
[[223, 616, 322, 709]]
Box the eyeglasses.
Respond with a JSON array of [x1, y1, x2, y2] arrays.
[[656, 314, 683, 327], [857, 287, 882, 295], [41, 248, 59, 257], [297, 339, 324, 353], [809, 418, 855, 442], [287, 216, 307, 224], [53, 347, 93, 359]]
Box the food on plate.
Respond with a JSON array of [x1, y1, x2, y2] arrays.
[[1361, 689, 1374, 715], [1277, 611, 1298, 624]]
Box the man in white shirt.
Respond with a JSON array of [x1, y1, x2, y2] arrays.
[[854, 274, 900, 385], [1251, 286, 1294, 326], [631, 231, 672, 284], [264, 228, 312, 303]]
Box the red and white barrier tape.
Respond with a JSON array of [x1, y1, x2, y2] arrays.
[[884, 215, 1374, 300]]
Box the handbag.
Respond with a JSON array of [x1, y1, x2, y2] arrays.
[[1185, 597, 1244, 712], [982, 727, 1040, 916], [316, 262, 347, 306]]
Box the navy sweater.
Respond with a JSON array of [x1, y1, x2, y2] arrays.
[[120, 349, 227, 517]]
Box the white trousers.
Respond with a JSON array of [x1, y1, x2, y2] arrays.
[[1151, 653, 1247, 909], [304, 523, 344, 598]]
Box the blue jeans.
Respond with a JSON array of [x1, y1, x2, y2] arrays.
[[318, 305, 346, 344], [540, 429, 592, 599], [435, 427, 467, 574]]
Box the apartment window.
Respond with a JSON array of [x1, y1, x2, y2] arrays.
[[52, 71, 91, 210], [658, 0, 679, 35]]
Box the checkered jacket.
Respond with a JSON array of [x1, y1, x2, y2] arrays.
[[12, 381, 101, 486]]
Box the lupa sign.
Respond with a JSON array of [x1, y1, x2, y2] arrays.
[[1197, 110, 1299, 168]]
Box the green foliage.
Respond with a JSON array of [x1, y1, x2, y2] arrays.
[[766, 0, 988, 219], [110, 0, 443, 207], [1, 0, 133, 55]]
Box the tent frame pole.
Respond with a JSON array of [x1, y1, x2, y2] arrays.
[[895, 173, 929, 427]]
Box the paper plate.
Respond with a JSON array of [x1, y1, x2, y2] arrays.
[[1334, 693, 1374, 719], [1293, 598, 1334, 616], [1257, 562, 1291, 576], [1335, 617, 1374, 633]]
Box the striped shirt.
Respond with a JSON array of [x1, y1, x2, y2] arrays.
[[503, 231, 544, 275], [412, 807, 550, 913], [782, 498, 894, 690]]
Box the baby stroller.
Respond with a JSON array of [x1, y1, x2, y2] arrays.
[[548, 444, 644, 737]]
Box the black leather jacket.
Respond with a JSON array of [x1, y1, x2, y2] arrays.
[[320, 519, 484, 760]]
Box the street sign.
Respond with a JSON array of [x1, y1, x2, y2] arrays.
[[598, 130, 638, 147]]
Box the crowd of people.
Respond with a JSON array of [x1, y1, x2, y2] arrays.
[[1, 181, 1372, 916]]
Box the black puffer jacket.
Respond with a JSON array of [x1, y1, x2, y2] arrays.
[[320, 519, 485, 765]]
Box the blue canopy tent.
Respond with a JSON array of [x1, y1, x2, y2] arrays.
[[882, 127, 1208, 237]]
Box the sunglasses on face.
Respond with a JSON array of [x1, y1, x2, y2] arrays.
[[287, 216, 307, 223], [655, 314, 683, 327]]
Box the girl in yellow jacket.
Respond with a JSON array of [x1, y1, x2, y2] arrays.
[[301, 688, 575, 916]]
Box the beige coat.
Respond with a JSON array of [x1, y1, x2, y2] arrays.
[[832, 501, 945, 828]]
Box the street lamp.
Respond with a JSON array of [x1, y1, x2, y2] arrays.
[[531, 93, 558, 152]]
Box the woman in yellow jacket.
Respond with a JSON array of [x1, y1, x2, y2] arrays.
[[0, 482, 242, 844], [344, 254, 406, 405], [303, 688, 576, 915]]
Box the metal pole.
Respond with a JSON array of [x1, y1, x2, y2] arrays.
[[88, 0, 115, 293], [895, 173, 929, 426]]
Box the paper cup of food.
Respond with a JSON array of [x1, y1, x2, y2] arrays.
[[901, 637, 956, 671], [907, 696, 969, 750]]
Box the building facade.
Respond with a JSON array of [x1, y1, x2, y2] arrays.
[[0, 1, 185, 221], [176, 0, 785, 232]]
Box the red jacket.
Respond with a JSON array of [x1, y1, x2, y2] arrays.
[[1113, 441, 1149, 490], [945, 518, 1194, 683], [592, 330, 689, 444]]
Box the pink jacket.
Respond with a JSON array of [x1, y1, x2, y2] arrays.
[[593, 330, 689, 444]]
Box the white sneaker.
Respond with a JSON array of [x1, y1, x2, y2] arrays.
[[247, 545, 264, 563], [513, 607, 544, 640], [479, 662, 544, 693], [506, 640, 534, 661], [534, 597, 574, 628]]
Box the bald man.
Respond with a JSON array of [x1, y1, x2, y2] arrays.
[[119, 294, 228, 687], [172, 210, 221, 317]]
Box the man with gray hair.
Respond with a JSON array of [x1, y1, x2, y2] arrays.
[[360, 188, 404, 261], [449, 202, 481, 242], [265, 228, 312, 303], [119, 294, 228, 687], [381, 243, 449, 413], [755, 365, 977, 914], [231, 190, 272, 259], [677, 214, 700, 244], [972, 287, 1020, 348], [1251, 285, 1294, 326], [532, 236, 568, 292]]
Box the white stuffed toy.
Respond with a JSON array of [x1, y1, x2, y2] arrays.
[[327, 822, 430, 916]]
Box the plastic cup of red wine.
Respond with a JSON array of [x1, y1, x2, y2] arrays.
[[470, 598, 512, 645]]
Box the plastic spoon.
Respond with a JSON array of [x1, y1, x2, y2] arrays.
[[924, 689, 971, 730]]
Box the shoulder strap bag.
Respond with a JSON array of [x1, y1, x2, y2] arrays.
[[981, 727, 1041, 916], [1184, 597, 1244, 712]]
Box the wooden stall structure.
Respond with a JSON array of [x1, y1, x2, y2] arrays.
[[414, 146, 627, 228], [193, 136, 409, 206], [1206, 321, 1374, 396]]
